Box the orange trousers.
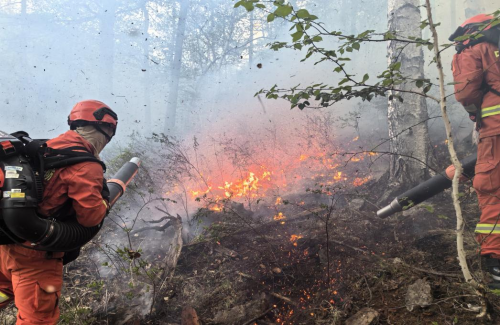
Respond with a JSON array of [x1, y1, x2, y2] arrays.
[[474, 135, 500, 258], [0, 245, 63, 324]]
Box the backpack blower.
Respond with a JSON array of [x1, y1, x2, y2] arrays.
[[0, 130, 140, 251]]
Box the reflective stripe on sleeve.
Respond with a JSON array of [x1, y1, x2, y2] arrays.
[[481, 105, 500, 118], [475, 223, 500, 234]]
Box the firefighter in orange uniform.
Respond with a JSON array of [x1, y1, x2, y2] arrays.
[[451, 14, 500, 287], [0, 100, 117, 324]]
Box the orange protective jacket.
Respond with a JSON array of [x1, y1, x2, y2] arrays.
[[452, 42, 500, 138], [37, 130, 107, 227]]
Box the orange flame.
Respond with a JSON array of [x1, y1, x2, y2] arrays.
[[352, 177, 371, 186], [274, 212, 286, 221], [290, 234, 303, 246]]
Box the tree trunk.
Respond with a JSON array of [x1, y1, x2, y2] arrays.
[[249, 10, 254, 68], [164, 0, 189, 134], [449, 0, 456, 33], [142, 1, 152, 132], [463, 0, 479, 19], [387, 0, 436, 189], [98, 4, 116, 99], [19, 0, 28, 115]]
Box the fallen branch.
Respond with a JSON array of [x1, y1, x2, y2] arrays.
[[270, 292, 297, 306], [131, 221, 172, 235], [393, 259, 462, 278], [330, 239, 368, 254], [236, 271, 254, 279], [363, 276, 373, 307], [148, 215, 175, 224]]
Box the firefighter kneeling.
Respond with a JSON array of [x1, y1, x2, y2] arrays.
[[0, 100, 117, 324]]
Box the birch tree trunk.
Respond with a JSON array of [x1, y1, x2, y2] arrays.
[[387, 0, 436, 189], [142, 1, 152, 131], [164, 0, 189, 134]]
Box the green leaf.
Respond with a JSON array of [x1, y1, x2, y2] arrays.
[[423, 85, 431, 93], [274, 5, 293, 17], [338, 78, 349, 85], [437, 214, 448, 220], [362, 73, 369, 83], [255, 4, 265, 8], [312, 36, 323, 42], [291, 31, 304, 42], [238, 1, 254, 11], [267, 13, 275, 22], [416, 80, 424, 88], [234, 0, 244, 8], [296, 9, 310, 19], [352, 42, 360, 50], [392, 62, 402, 71]]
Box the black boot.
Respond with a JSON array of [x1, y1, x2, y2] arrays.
[[483, 255, 500, 292]]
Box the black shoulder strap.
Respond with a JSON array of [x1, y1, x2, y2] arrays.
[[483, 83, 500, 98], [42, 146, 106, 172]]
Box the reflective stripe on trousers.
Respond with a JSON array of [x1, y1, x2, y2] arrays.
[[476, 223, 500, 234]]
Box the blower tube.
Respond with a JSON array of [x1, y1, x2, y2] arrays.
[[1, 157, 141, 251], [376, 154, 476, 218]]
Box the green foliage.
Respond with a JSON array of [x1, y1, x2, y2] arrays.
[[87, 280, 105, 295], [421, 204, 434, 213], [233, 0, 443, 110]]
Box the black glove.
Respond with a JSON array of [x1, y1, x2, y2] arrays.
[[101, 178, 110, 202]]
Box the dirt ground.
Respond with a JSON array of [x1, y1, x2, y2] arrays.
[[149, 180, 500, 325], [2, 169, 497, 325]]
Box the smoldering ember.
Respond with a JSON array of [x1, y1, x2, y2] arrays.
[[1, 0, 500, 324]]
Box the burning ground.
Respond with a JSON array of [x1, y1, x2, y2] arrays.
[[60, 118, 500, 324], [1, 114, 499, 325]]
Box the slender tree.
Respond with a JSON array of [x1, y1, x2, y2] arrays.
[[249, 10, 254, 68], [387, 0, 436, 189], [142, 0, 152, 131], [98, 2, 117, 99], [164, 0, 190, 133]]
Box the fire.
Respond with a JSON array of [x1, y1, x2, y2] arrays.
[[182, 132, 374, 221], [274, 212, 286, 221], [290, 234, 303, 246], [352, 177, 371, 186], [209, 204, 222, 212], [190, 169, 273, 202]]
